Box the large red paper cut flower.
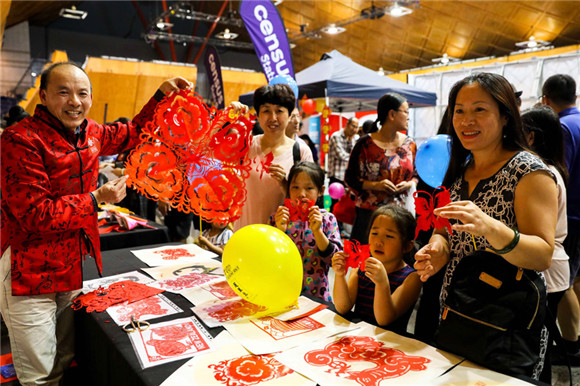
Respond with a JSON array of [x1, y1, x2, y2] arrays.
[[304, 335, 430, 385], [344, 240, 370, 271], [413, 186, 453, 239], [126, 91, 254, 225], [209, 353, 293, 386]]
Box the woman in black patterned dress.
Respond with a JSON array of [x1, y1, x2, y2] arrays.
[[414, 73, 558, 380]]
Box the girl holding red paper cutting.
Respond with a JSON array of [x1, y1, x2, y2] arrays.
[[270, 162, 342, 302], [331, 205, 421, 334]]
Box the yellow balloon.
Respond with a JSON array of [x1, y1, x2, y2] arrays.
[[222, 224, 302, 311]]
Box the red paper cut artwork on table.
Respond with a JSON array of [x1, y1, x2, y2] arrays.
[[209, 353, 294, 386], [251, 316, 324, 340], [125, 90, 254, 225], [144, 322, 210, 360], [257, 152, 274, 179], [344, 240, 370, 272], [72, 281, 164, 313], [304, 336, 430, 385], [205, 281, 238, 300], [156, 272, 218, 292], [413, 186, 453, 239], [284, 199, 315, 222], [206, 299, 268, 323], [154, 248, 195, 261], [114, 296, 168, 322]]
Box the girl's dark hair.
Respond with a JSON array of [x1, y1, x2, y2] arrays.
[[253, 84, 296, 116], [40, 61, 91, 91], [367, 204, 417, 259], [286, 161, 325, 197], [375, 92, 406, 127], [521, 105, 569, 186], [442, 72, 528, 187]]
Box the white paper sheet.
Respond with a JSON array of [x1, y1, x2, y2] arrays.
[[224, 308, 357, 355], [126, 316, 213, 369], [161, 331, 315, 386], [81, 270, 154, 293], [131, 244, 218, 267], [432, 360, 534, 385], [274, 322, 463, 386], [106, 294, 182, 325], [141, 259, 224, 281]]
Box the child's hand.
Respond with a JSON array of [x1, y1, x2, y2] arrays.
[[364, 257, 388, 287], [274, 205, 289, 231], [308, 205, 323, 233], [331, 251, 348, 277], [198, 235, 210, 248]]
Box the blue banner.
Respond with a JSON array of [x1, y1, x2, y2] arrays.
[[203, 46, 225, 110], [240, 0, 294, 82]]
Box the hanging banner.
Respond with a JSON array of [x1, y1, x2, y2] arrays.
[[239, 0, 294, 82], [203, 46, 225, 110]]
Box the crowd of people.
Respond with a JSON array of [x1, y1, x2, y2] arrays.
[[1, 61, 579, 385]]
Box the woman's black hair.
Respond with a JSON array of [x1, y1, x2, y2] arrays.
[[367, 204, 417, 260], [442, 72, 529, 187], [362, 119, 378, 134], [375, 92, 406, 127], [253, 84, 296, 116], [286, 161, 325, 197], [521, 105, 569, 186]]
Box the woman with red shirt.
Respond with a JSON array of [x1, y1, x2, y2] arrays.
[[345, 93, 417, 244]]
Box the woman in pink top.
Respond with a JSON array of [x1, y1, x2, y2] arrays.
[[233, 84, 313, 231]]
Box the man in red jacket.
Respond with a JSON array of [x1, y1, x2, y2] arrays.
[[0, 61, 191, 385]]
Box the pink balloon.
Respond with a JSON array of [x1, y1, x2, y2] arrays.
[[328, 182, 345, 199]]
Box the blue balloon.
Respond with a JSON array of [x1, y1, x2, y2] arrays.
[[269, 75, 299, 100], [415, 134, 452, 188]]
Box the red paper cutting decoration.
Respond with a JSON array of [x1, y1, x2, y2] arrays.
[[304, 335, 430, 383], [125, 90, 254, 225], [413, 186, 453, 239], [344, 240, 370, 271], [154, 248, 195, 260], [209, 353, 293, 386], [257, 152, 274, 179], [284, 198, 315, 223], [206, 298, 268, 323], [72, 281, 164, 313]]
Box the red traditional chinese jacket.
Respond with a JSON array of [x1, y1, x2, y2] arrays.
[[0, 91, 162, 295]]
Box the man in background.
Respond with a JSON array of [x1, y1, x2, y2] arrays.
[[542, 73, 580, 364]]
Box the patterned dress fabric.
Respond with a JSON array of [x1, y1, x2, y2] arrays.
[[440, 151, 553, 379], [270, 209, 342, 302], [345, 134, 417, 210]]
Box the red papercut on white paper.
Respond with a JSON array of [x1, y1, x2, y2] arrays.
[[127, 317, 213, 368], [274, 322, 463, 385], [131, 244, 217, 267], [150, 271, 223, 293], [106, 294, 181, 325], [159, 331, 315, 386], [223, 308, 356, 355], [304, 335, 430, 384]]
